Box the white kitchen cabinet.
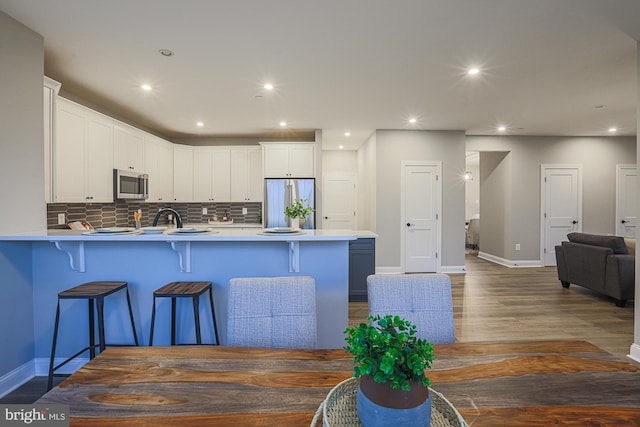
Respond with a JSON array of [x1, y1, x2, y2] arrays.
[[44, 77, 61, 203], [193, 148, 231, 202], [55, 98, 114, 203], [144, 136, 173, 202], [231, 147, 263, 202], [173, 145, 193, 202], [262, 142, 315, 177], [114, 125, 144, 172]]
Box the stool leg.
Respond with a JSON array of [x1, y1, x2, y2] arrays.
[[48, 300, 62, 391], [208, 288, 219, 345], [171, 297, 177, 345], [88, 299, 96, 359], [149, 296, 157, 346], [193, 296, 201, 345], [97, 297, 106, 354], [125, 288, 139, 346]]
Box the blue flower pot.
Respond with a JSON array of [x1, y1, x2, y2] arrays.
[[356, 380, 432, 427]]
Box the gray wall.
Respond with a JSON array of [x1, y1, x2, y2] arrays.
[[479, 152, 510, 258], [0, 10, 43, 381], [357, 133, 376, 231], [0, 11, 45, 233], [467, 136, 636, 261], [323, 150, 357, 173], [375, 130, 466, 270]]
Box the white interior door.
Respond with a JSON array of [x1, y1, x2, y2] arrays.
[[401, 162, 441, 273], [616, 165, 637, 237], [541, 165, 582, 266], [322, 173, 357, 229]]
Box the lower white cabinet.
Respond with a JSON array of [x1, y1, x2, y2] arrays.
[[55, 98, 114, 203]]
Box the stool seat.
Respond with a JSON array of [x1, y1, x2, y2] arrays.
[[149, 281, 219, 346], [48, 281, 138, 391], [154, 281, 211, 297], [59, 281, 128, 298]]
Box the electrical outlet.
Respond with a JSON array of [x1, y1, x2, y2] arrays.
[[57, 213, 65, 225], [242, 207, 248, 215], [515, 244, 521, 251], [202, 207, 208, 215]]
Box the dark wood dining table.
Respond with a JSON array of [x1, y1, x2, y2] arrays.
[[37, 340, 640, 426]]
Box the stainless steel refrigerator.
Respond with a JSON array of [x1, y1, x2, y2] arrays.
[[264, 178, 315, 229]]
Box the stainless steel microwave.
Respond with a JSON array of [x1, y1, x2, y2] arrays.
[[114, 169, 148, 200]]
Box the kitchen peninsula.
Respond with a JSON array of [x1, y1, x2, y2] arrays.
[[0, 228, 356, 377]]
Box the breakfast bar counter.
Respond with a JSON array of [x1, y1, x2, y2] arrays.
[[0, 228, 356, 375]]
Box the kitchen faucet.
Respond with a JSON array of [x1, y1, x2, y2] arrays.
[[153, 208, 183, 228]]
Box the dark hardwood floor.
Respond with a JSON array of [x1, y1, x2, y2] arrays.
[[2, 254, 636, 404]]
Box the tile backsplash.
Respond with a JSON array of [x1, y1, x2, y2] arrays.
[[47, 201, 262, 229]]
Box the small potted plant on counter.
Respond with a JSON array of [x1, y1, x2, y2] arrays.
[[284, 198, 314, 229], [344, 314, 435, 427]]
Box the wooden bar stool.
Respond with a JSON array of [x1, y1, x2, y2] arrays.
[[48, 281, 139, 390], [149, 281, 219, 346]]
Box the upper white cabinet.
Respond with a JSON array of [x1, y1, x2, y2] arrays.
[[193, 147, 231, 202], [262, 142, 315, 178], [114, 125, 144, 172], [55, 98, 114, 203], [173, 145, 194, 202], [231, 147, 263, 202], [44, 77, 61, 203], [144, 136, 173, 202]]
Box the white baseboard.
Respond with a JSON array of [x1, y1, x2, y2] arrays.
[[0, 357, 89, 398], [0, 360, 35, 398], [478, 252, 544, 268], [629, 343, 640, 364], [440, 265, 466, 274], [34, 357, 89, 376], [375, 266, 466, 274]]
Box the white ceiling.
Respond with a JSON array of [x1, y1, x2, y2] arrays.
[[1, 0, 638, 150]]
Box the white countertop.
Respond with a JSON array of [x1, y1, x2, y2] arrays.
[[0, 228, 362, 242]]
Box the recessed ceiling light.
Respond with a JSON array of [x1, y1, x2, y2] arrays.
[[608, 127, 618, 133], [409, 118, 417, 124], [344, 132, 351, 137], [158, 49, 175, 57], [196, 122, 204, 127], [141, 84, 152, 91], [279, 121, 287, 127], [339, 145, 344, 150], [498, 126, 507, 132], [264, 83, 274, 90], [468, 68, 480, 75]]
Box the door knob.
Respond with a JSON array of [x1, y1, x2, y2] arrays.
[[621, 219, 628, 224], [571, 220, 578, 224], [406, 223, 411, 227], [324, 216, 329, 219]]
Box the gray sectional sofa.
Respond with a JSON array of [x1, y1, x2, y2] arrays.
[[555, 232, 635, 307]]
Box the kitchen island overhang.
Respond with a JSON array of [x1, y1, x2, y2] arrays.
[[0, 229, 356, 376]]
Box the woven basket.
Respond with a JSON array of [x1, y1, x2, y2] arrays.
[[311, 377, 468, 427]]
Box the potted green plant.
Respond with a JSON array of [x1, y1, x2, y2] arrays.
[[344, 314, 435, 427], [284, 198, 314, 229]]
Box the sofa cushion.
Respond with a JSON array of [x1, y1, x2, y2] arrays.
[[567, 232, 628, 254]]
